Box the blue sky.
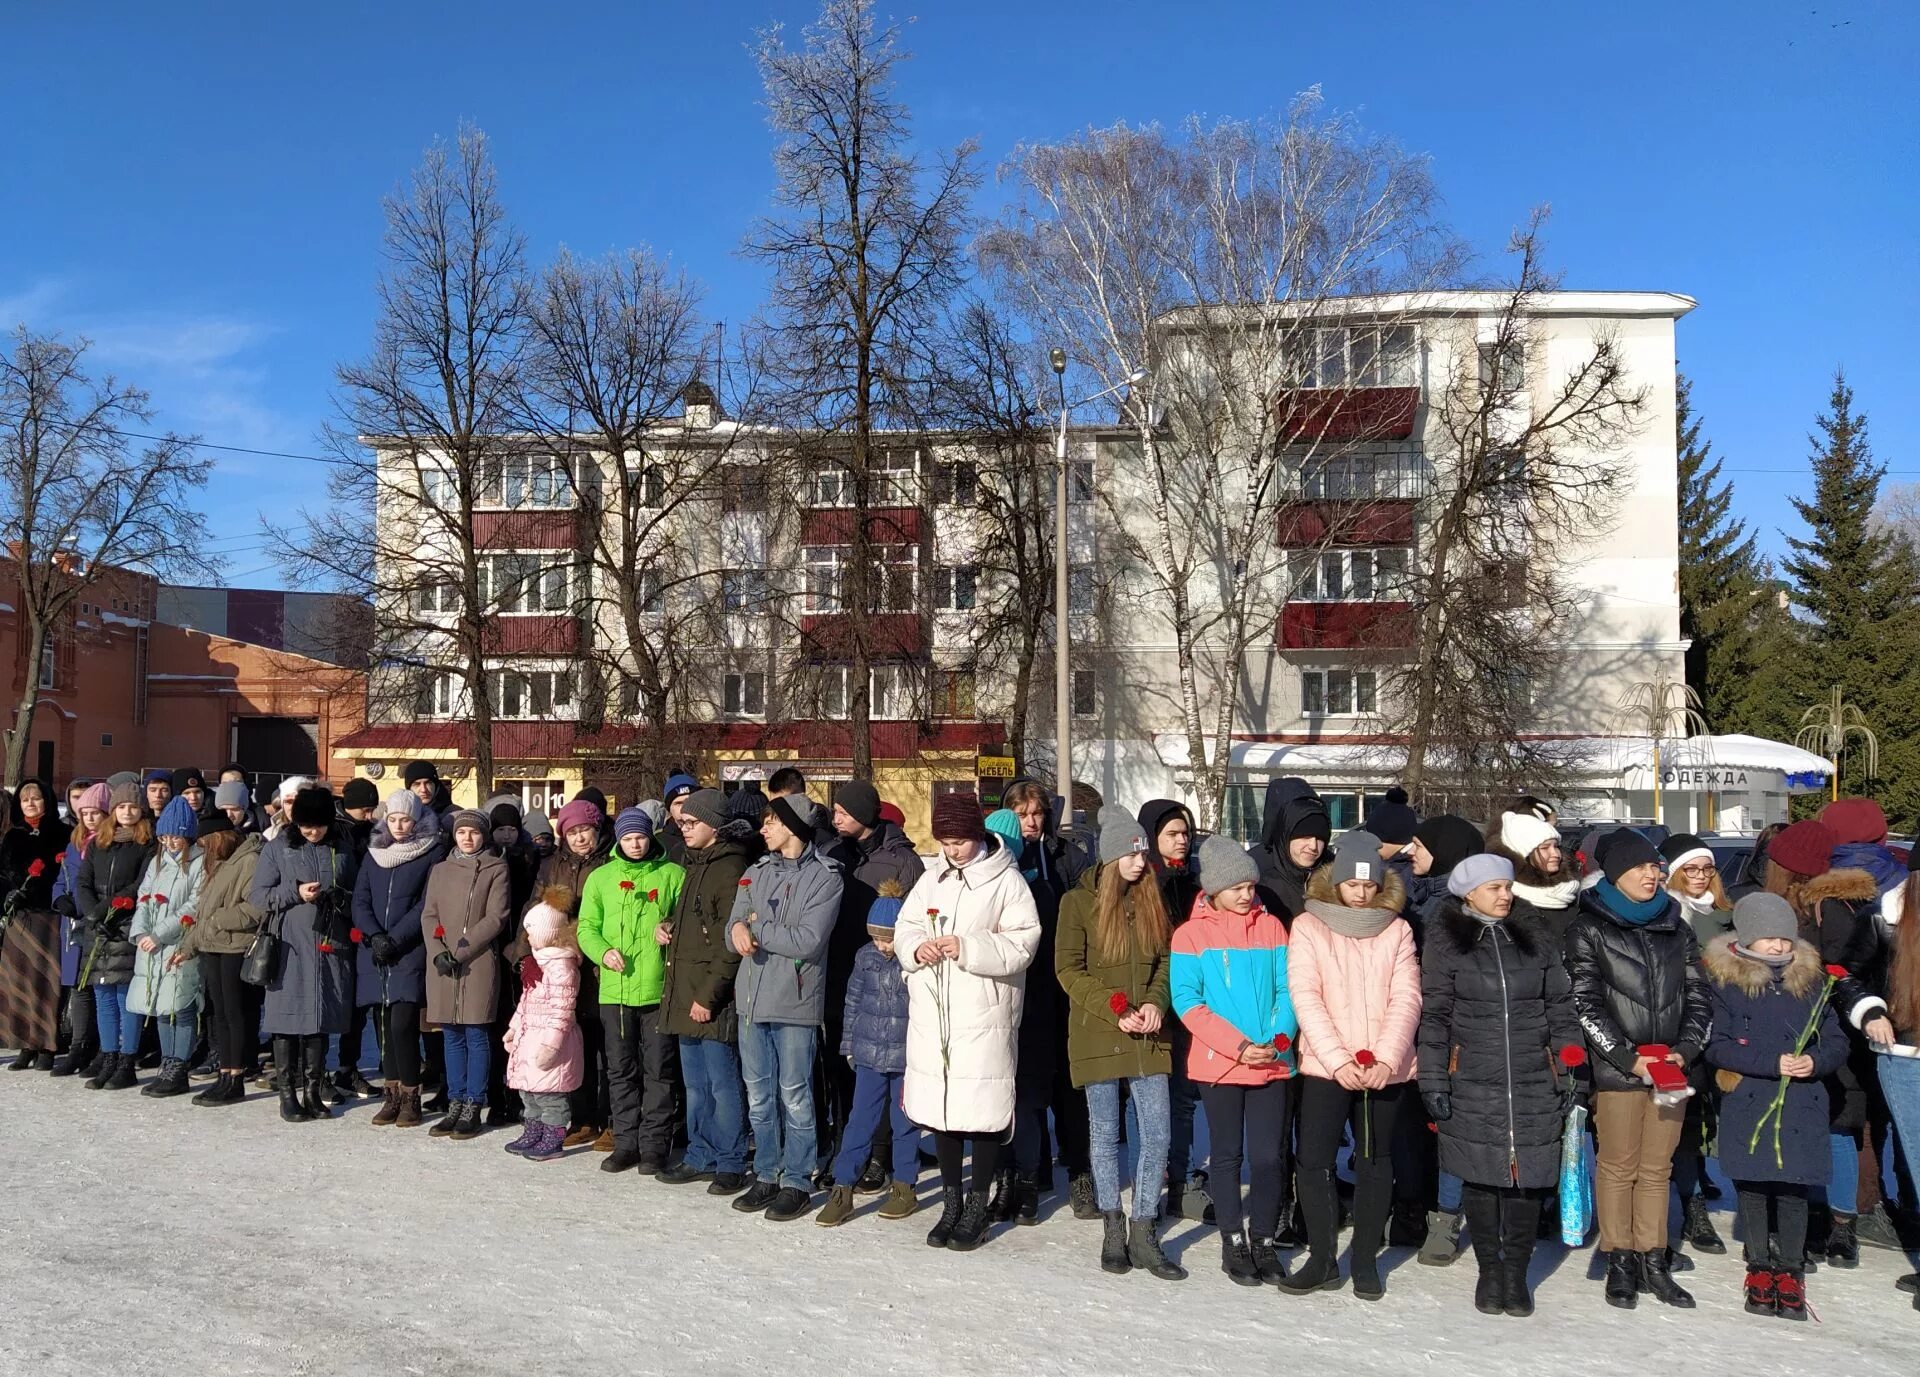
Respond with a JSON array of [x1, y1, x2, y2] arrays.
[[2, 1, 1913, 587]]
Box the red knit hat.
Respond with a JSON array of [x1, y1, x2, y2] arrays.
[[1768, 819, 1837, 879], [1819, 797, 1888, 846], [930, 791, 987, 843]]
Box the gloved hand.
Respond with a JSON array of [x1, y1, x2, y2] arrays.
[[433, 951, 459, 978], [52, 894, 76, 918], [1422, 1090, 1453, 1123], [370, 934, 399, 967]]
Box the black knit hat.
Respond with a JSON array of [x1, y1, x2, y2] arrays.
[[1598, 828, 1661, 884], [341, 777, 380, 811], [290, 785, 336, 829], [402, 760, 440, 787], [836, 780, 882, 830], [1414, 815, 1483, 877], [769, 793, 819, 842], [1368, 786, 1418, 845], [171, 766, 207, 794]]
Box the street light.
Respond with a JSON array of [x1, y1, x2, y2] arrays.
[[1050, 348, 1150, 820]]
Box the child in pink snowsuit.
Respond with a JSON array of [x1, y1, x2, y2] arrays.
[[504, 887, 584, 1161]]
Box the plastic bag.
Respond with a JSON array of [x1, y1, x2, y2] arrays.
[[1559, 1104, 1592, 1247]]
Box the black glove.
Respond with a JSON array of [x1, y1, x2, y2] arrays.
[[433, 951, 459, 978], [369, 934, 399, 967], [52, 893, 76, 918], [1422, 1091, 1453, 1123]]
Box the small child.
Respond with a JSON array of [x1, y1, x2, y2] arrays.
[[1704, 892, 1849, 1320], [816, 883, 920, 1226], [503, 887, 584, 1163]]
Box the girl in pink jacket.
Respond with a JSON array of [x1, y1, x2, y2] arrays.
[[1283, 831, 1421, 1300], [504, 887, 584, 1163]]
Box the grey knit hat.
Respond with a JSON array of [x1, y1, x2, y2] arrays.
[[213, 780, 251, 811], [1097, 804, 1150, 864], [1446, 852, 1515, 898], [682, 788, 730, 831], [1732, 892, 1798, 947], [1329, 831, 1384, 888], [1196, 834, 1260, 898]]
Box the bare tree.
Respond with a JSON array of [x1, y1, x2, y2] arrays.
[[746, 0, 979, 775], [0, 327, 215, 786], [980, 96, 1459, 825]]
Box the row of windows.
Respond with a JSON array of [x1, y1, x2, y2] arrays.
[[1287, 548, 1412, 602]]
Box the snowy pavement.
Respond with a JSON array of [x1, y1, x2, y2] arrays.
[[1, 1072, 1913, 1377]]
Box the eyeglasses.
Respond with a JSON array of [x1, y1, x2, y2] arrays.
[[1675, 863, 1717, 879]]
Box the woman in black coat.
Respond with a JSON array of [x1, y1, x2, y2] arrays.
[[1418, 854, 1582, 1319], [0, 780, 72, 1067], [351, 789, 447, 1128]]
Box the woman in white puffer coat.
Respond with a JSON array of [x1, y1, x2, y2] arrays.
[[895, 792, 1040, 1253]]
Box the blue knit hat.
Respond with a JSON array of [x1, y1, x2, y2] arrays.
[[143, 768, 173, 787], [984, 808, 1023, 853], [663, 773, 698, 804], [156, 794, 199, 840], [614, 806, 655, 842], [866, 895, 903, 940]]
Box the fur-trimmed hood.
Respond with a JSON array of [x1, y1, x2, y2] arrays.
[[1702, 933, 1825, 998], [1305, 865, 1406, 913], [1434, 895, 1538, 957], [1801, 866, 1880, 911]]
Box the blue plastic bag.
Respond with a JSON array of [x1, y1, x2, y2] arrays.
[[1559, 1104, 1592, 1247]]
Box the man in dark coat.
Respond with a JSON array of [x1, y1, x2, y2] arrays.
[[1248, 776, 1330, 919]]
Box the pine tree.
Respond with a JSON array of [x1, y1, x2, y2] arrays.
[[1674, 373, 1767, 730]]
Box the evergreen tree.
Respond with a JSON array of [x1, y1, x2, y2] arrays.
[[1674, 373, 1767, 730]]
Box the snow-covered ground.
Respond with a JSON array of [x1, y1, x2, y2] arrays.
[[1, 1072, 1912, 1377]]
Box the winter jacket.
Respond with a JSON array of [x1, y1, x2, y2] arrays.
[[841, 941, 910, 1074], [1170, 891, 1296, 1087], [730, 843, 845, 1027], [420, 847, 511, 1026], [1138, 798, 1200, 926], [75, 835, 157, 987], [895, 834, 1040, 1132], [1795, 866, 1888, 1133], [576, 847, 683, 1008], [1418, 899, 1582, 1190], [1, 814, 66, 913], [178, 833, 264, 960], [1288, 869, 1420, 1083], [252, 827, 361, 1037], [49, 835, 88, 983], [505, 942, 584, 1096], [660, 829, 750, 1041], [503, 841, 609, 962], [1053, 863, 1173, 1088], [127, 846, 206, 1018], [999, 794, 1088, 1090], [1565, 885, 1712, 1092], [1249, 777, 1328, 919], [830, 819, 924, 1012], [1704, 936, 1849, 1186], [351, 821, 446, 1006]]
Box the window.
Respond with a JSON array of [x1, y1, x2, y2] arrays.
[[480, 554, 578, 614], [808, 466, 854, 508], [1068, 565, 1096, 614], [415, 671, 458, 719], [637, 565, 665, 615], [806, 450, 919, 507], [38, 641, 54, 690], [933, 565, 977, 612], [1298, 449, 1424, 499], [722, 568, 770, 613], [1301, 668, 1378, 717], [803, 547, 845, 613], [1489, 665, 1532, 717], [932, 460, 978, 506], [722, 464, 767, 513], [1070, 668, 1098, 719], [1068, 458, 1095, 503], [420, 468, 457, 506], [725, 671, 767, 718], [1478, 339, 1526, 400], [1295, 324, 1417, 388], [100, 732, 114, 748], [1480, 558, 1528, 609], [491, 668, 573, 719], [932, 668, 976, 718], [1289, 549, 1413, 602], [412, 577, 459, 615], [500, 453, 573, 509], [817, 664, 914, 720], [872, 551, 917, 613], [626, 462, 666, 509]]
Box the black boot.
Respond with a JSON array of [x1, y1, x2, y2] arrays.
[[1101, 1210, 1131, 1274], [50, 1041, 95, 1077], [1277, 1252, 1342, 1294], [192, 1072, 232, 1106], [1068, 1172, 1099, 1221], [1013, 1171, 1041, 1226], [1682, 1195, 1725, 1254], [9, 1047, 39, 1070], [1604, 1250, 1642, 1309], [141, 1057, 191, 1098], [948, 1191, 993, 1251], [84, 1052, 121, 1090], [925, 1186, 965, 1248], [1640, 1247, 1695, 1308], [988, 1166, 1016, 1223], [104, 1053, 138, 1090], [1221, 1230, 1262, 1286], [302, 1041, 333, 1120], [275, 1040, 311, 1122], [1280, 1168, 1343, 1294], [1128, 1216, 1187, 1280], [1499, 1192, 1539, 1317], [1826, 1211, 1859, 1268], [1463, 1187, 1506, 1314]]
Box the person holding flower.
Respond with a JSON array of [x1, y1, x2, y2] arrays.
[[1054, 807, 1183, 1281], [351, 789, 447, 1128], [1171, 834, 1298, 1287], [1703, 893, 1850, 1320], [125, 796, 208, 1098], [420, 808, 511, 1139], [0, 778, 70, 1070], [1284, 830, 1420, 1299], [75, 780, 157, 1090], [48, 781, 110, 1078]]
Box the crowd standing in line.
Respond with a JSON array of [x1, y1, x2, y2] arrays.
[[2, 763, 1919, 1320]]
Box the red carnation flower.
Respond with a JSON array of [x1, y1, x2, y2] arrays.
[[738, 878, 751, 887], [1558, 1045, 1587, 1068], [153, 894, 167, 905], [349, 928, 363, 944], [927, 908, 939, 917], [1273, 1033, 1292, 1053], [1109, 991, 1131, 1017], [318, 941, 335, 954], [178, 915, 195, 927], [647, 889, 658, 903], [433, 924, 446, 939], [1824, 964, 1849, 980], [1354, 1048, 1377, 1069], [27, 859, 45, 878], [112, 896, 134, 911], [619, 880, 635, 892]]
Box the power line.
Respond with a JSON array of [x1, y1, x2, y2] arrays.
[[0, 408, 355, 468]]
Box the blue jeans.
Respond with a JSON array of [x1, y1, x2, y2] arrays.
[[1879, 1054, 1920, 1186], [678, 1036, 749, 1175], [442, 1023, 491, 1104], [1438, 1169, 1463, 1214], [1088, 1075, 1172, 1220], [133, 1008, 196, 1061], [95, 983, 135, 1053], [833, 1066, 918, 1187], [1818, 1130, 1861, 1212], [739, 1020, 818, 1192]]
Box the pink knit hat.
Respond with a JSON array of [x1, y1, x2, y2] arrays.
[[77, 782, 112, 815], [554, 798, 602, 838]]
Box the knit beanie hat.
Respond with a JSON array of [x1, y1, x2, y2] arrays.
[[1820, 797, 1888, 846], [489, 801, 523, 832], [770, 793, 823, 843], [1447, 852, 1515, 898], [1767, 819, 1836, 879], [1498, 811, 1559, 864], [682, 788, 730, 831], [290, 786, 335, 830], [930, 792, 987, 843], [866, 894, 904, 941], [1597, 828, 1661, 884], [984, 808, 1023, 854], [449, 809, 492, 840], [1096, 804, 1150, 864], [155, 794, 199, 840], [382, 789, 425, 822], [878, 801, 906, 828], [836, 780, 883, 830], [277, 776, 311, 803], [1732, 892, 1799, 946], [554, 798, 602, 838], [106, 770, 141, 790], [402, 760, 440, 787], [524, 809, 553, 840], [213, 780, 251, 811], [197, 810, 234, 838], [1329, 831, 1384, 888], [638, 799, 666, 829], [1286, 801, 1333, 844], [143, 768, 172, 788], [1658, 833, 1714, 873], [727, 790, 768, 824], [78, 781, 112, 815], [1196, 833, 1260, 897], [522, 885, 574, 950], [574, 786, 608, 813], [614, 806, 655, 842], [1414, 815, 1483, 876], [170, 766, 207, 794], [342, 777, 380, 811], [1368, 787, 1419, 845], [108, 780, 144, 811], [663, 773, 698, 805]]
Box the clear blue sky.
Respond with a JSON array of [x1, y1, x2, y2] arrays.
[[3, 1, 1913, 587]]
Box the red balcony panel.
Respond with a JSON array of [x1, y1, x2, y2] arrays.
[[798, 612, 925, 658], [481, 615, 579, 655], [474, 511, 577, 550], [1278, 601, 1415, 650], [1273, 386, 1420, 442], [1276, 500, 1415, 548], [800, 506, 923, 546]]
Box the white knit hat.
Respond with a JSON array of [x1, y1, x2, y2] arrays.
[[1498, 811, 1558, 862]]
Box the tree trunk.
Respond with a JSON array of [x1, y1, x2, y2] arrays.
[[3, 618, 46, 790]]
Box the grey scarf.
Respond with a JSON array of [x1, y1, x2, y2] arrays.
[[1304, 899, 1398, 941]]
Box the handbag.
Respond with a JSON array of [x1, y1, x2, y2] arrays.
[[1559, 1103, 1593, 1247], [240, 911, 284, 987]]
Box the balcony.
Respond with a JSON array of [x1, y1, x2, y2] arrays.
[[1278, 601, 1414, 651], [475, 511, 578, 550], [798, 612, 925, 659], [1277, 500, 1416, 548], [482, 615, 580, 655], [800, 507, 923, 546], [1273, 386, 1420, 442]]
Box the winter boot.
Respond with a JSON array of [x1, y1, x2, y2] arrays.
[[1854, 1203, 1904, 1250], [524, 1123, 566, 1162], [393, 1087, 423, 1129], [925, 1187, 965, 1248], [1220, 1230, 1262, 1287], [562, 1124, 600, 1150], [947, 1191, 993, 1251], [1473, 1260, 1506, 1315], [105, 1053, 138, 1090], [449, 1101, 484, 1140], [141, 1057, 190, 1098], [1128, 1217, 1187, 1281], [1418, 1210, 1462, 1265], [49, 1041, 94, 1077], [84, 1052, 121, 1090], [765, 1187, 813, 1222], [877, 1181, 918, 1220], [855, 1154, 889, 1194], [302, 1077, 333, 1120], [1773, 1269, 1807, 1321], [1826, 1211, 1860, 1267], [1069, 1172, 1100, 1221], [1743, 1266, 1777, 1316], [1276, 1252, 1343, 1295], [336, 1066, 377, 1099], [31, 1050, 54, 1070], [1285, 1168, 1343, 1294], [1640, 1247, 1695, 1308], [1013, 1171, 1041, 1226], [816, 1185, 857, 1228], [1249, 1235, 1289, 1285], [422, 1088, 450, 1116], [1388, 1199, 1428, 1249], [503, 1121, 543, 1155], [1499, 1192, 1539, 1317], [301, 1040, 332, 1120], [708, 1172, 749, 1196], [1351, 1251, 1384, 1301], [429, 1100, 468, 1138], [369, 1082, 402, 1127], [988, 1166, 1017, 1222], [732, 1179, 780, 1213], [1682, 1195, 1725, 1254], [9, 1047, 39, 1070], [1100, 1210, 1132, 1275], [1604, 1250, 1642, 1309], [191, 1072, 233, 1106], [1275, 1199, 1306, 1248]]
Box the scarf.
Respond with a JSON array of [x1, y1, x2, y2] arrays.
[[1731, 942, 1795, 971], [1671, 890, 1724, 923], [1593, 878, 1670, 926], [1512, 876, 1580, 910], [1303, 898, 1398, 940], [368, 831, 440, 868]]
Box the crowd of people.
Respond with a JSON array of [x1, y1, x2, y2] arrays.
[[2, 763, 1918, 1322]]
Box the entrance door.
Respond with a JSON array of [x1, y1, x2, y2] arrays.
[[233, 717, 320, 791]]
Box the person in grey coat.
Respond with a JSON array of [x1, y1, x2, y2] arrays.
[[251, 785, 361, 1124], [726, 794, 845, 1222]]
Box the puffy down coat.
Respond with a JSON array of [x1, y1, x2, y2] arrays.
[[1565, 885, 1712, 1092], [1288, 868, 1419, 1083], [841, 940, 909, 1074]]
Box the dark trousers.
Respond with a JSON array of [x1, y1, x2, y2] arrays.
[[1738, 1181, 1810, 1269], [1011, 1062, 1092, 1183], [1168, 1021, 1199, 1184], [199, 953, 256, 1069], [570, 966, 610, 1130], [1462, 1183, 1546, 1269], [934, 1130, 1004, 1194], [339, 1001, 371, 1073], [59, 984, 93, 1055], [1200, 1079, 1291, 1238], [602, 1004, 676, 1157], [1295, 1076, 1408, 1262], [372, 1001, 422, 1085]]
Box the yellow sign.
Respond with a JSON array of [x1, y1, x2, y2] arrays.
[[975, 754, 1016, 779]]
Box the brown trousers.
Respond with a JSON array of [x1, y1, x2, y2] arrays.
[[1593, 1088, 1686, 1252]]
